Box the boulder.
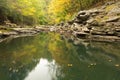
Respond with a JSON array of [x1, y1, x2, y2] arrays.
[[74, 18, 83, 24], [77, 11, 89, 19], [105, 16, 120, 22], [88, 9, 104, 14], [115, 32, 120, 37], [86, 19, 99, 26], [106, 31, 115, 36], [91, 35, 120, 42], [91, 30, 106, 35], [67, 20, 74, 25], [2, 32, 18, 35], [115, 27, 120, 32], [108, 8, 120, 16], [73, 31, 89, 39], [74, 11, 90, 24], [105, 1, 115, 6]]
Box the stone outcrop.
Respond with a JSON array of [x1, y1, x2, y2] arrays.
[[55, 0, 120, 42], [0, 1, 120, 42], [0, 26, 50, 42]]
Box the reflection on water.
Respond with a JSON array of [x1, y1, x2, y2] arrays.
[[0, 32, 120, 80], [25, 59, 55, 80]]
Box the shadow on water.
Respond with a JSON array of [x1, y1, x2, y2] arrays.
[[0, 32, 120, 80]]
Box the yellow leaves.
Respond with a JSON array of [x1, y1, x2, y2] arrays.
[[54, 18, 61, 23], [65, 13, 71, 20], [22, 7, 36, 16], [10, 0, 38, 16], [105, 4, 116, 12], [48, 0, 78, 23], [1, 0, 110, 24], [6, 0, 82, 24], [49, 0, 71, 14], [48, 0, 107, 24], [29, 7, 36, 14]]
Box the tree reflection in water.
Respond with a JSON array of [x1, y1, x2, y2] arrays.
[[0, 32, 120, 80]]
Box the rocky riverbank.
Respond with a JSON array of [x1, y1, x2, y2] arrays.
[[0, 26, 50, 42], [0, 1, 120, 42], [51, 0, 120, 42]]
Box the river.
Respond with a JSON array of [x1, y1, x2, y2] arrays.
[[0, 32, 120, 80]]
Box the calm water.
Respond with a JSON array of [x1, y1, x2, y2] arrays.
[[0, 32, 120, 80]]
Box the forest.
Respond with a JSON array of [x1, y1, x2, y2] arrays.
[[0, 0, 109, 25]]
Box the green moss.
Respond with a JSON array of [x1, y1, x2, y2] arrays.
[[105, 4, 116, 12], [103, 16, 109, 20]]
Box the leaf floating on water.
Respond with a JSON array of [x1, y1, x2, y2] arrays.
[[88, 63, 97, 67], [115, 64, 119, 67], [16, 69, 19, 73], [108, 59, 112, 62], [9, 68, 12, 71], [12, 61, 16, 64], [12, 69, 19, 73], [88, 65, 91, 68], [68, 64, 73, 67], [90, 63, 94, 66], [90, 63, 96, 66]]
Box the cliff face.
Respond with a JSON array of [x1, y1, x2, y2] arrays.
[[56, 0, 120, 42]]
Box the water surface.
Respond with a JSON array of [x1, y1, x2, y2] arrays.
[[0, 32, 120, 80]]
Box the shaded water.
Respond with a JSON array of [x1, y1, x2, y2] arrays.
[[0, 32, 120, 80]]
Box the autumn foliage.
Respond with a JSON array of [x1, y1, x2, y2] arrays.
[[0, 0, 111, 25]]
